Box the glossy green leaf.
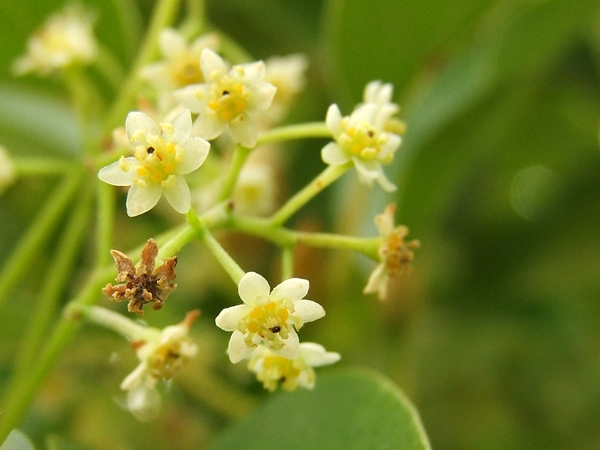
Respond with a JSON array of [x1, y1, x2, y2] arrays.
[[208, 369, 431, 450]]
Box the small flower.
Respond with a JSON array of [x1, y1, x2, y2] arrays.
[[173, 49, 277, 148], [98, 109, 210, 216], [232, 161, 278, 216], [260, 54, 308, 125], [140, 29, 219, 111], [321, 101, 401, 192], [120, 310, 199, 420], [215, 272, 325, 363], [363, 204, 420, 301], [102, 238, 177, 314], [248, 342, 340, 392], [0, 145, 16, 195], [121, 309, 200, 391], [12, 4, 97, 76]]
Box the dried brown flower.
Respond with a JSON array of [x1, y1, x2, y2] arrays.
[[102, 238, 177, 314]]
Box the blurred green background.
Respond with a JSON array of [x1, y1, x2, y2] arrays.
[[1, 0, 600, 449]]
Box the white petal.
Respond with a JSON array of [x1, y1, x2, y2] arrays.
[[173, 85, 207, 112], [195, 112, 226, 141], [362, 264, 387, 296], [294, 299, 325, 323], [126, 112, 159, 142], [167, 109, 192, 144], [162, 175, 191, 213], [240, 60, 266, 84], [227, 330, 253, 363], [126, 184, 162, 217], [376, 171, 397, 192], [249, 82, 277, 111], [215, 304, 250, 331], [159, 28, 186, 58], [201, 48, 227, 78], [98, 159, 135, 186], [271, 277, 309, 302], [299, 342, 341, 367], [325, 104, 342, 136], [238, 272, 270, 305], [352, 157, 380, 180], [272, 330, 299, 359], [348, 103, 376, 127], [228, 114, 257, 148], [176, 137, 210, 174], [321, 142, 349, 166]]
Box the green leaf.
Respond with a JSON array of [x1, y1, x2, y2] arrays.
[[0, 430, 35, 450], [208, 369, 431, 450]]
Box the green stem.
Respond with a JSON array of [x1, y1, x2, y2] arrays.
[[216, 145, 251, 202], [12, 185, 93, 382], [0, 171, 84, 310], [257, 122, 330, 146], [80, 305, 158, 341], [94, 45, 126, 90], [180, 0, 206, 36], [12, 157, 79, 176], [281, 246, 294, 280], [108, 0, 143, 60], [95, 181, 115, 267], [104, 0, 183, 132], [268, 162, 351, 226], [215, 29, 253, 64], [188, 210, 245, 284]]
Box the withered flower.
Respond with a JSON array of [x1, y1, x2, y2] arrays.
[[102, 239, 177, 314]]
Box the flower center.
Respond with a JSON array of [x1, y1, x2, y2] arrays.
[[171, 52, 203, 87], [125, 129, 182, 187], [238, 300, 294, 351], [382, 228, 417, 276], [339, 119, 389, 162], [255, 354, 308, 392], [207, 74, 249, 122]]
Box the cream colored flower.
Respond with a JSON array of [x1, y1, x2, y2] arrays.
[[363, 204, 420, 300], [215, 272, 325, 363], [321, 99, 401, 192], [12, 4, 97, 76], [173, 49, 277, 148], [98, 109, 210, 216], [248, 342, 340, 392]]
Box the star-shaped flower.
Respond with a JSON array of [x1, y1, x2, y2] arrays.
[[12, 4, 97, 76], [98, 109, 210, 216], [248, 342, 340, 392], [363, 204, 420, 301], [215, 272, 325, 363], [102, 239, 177, 314], [173, 49, 277, 148]]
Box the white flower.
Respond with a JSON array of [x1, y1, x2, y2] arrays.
[[12, 4, 97, 76], [260, 54, 308, 125], [363, 80, 406, 136], [232, 161, 277, 216], [98, 109, 210, 216], [125, 385, 161, 422], [173, 49, 277, 148], [321, 101, 401, 192], [0, 146, 16, 195], [248, 342, 340, 392], [363, 204, 420, 301], [215, 272, 325, 363], [121, 310, 199, 392], [140, 29, 219, 111]]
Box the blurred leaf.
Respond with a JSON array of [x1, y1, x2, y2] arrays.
[[0, 430, 35, 450], [208, 369, 431, 450]]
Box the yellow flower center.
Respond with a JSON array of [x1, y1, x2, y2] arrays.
[[381, 227, 419, 276], [207, 74, 249, 122], [171, 52, 203, 87], [238, 299, 295, 351], [338, 119, 390, 163], [254, 353, 311, 392], [126, 129, 182, 187]]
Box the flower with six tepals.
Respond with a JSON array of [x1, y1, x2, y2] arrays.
[[215, 271, 325, 363], [98, 109, 210, 216], [173, 49, 277, 148], [248, 342, 340, 392]]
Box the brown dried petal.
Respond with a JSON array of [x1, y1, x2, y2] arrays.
[[109, 250, 136, 282], [139, 238, 159, 275]]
